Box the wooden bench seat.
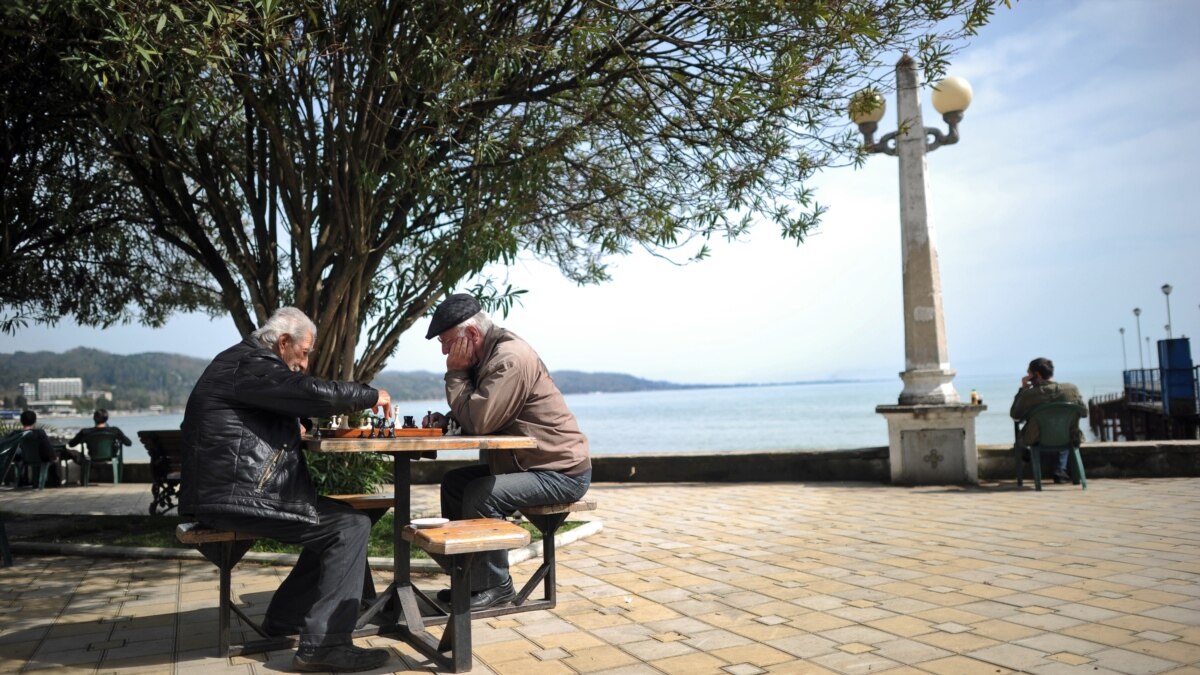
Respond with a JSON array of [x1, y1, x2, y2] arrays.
[[520, 497, 597, 516], [402, 518, 530, 555], [176, 494, 397, 657], [326, 493, 396, 510], [513, 497, 597, 607], [403, 518, 530, 672]]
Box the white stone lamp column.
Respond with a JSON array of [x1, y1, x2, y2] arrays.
[[852, 56, 985, 485]]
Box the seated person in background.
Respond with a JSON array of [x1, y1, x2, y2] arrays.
[[1010, 357, 1087, 484], [65, 409, 127, 478], [68, 409, 133, 452], [6, 409, 79, 487], [422, 293, 591, 610], [180, 306, 392, 673]]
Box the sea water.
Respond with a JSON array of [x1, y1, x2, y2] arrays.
[[41, 370, 1122, 463]]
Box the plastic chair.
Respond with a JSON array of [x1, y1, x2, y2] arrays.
[[0, 432, 21, 487], [18, 432, 50, 490], [1013, 401, 1087, 491], [82, 430, 123, 486], [0, 434, 21, 567]]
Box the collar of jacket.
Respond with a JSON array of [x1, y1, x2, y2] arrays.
[[471, 325, 506, 378], [241, 335, 287, 367]]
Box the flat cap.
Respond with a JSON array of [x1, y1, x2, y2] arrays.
[[425, 293, 482, 339]]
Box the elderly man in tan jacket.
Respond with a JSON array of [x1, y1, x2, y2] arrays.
[[423, 293, 592, 610]]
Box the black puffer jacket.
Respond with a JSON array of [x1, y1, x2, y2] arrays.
[[179, 337, 378, 523]]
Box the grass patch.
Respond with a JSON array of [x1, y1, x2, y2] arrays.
[[5, 512, 583, 559]]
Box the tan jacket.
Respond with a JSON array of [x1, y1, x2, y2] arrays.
[[1009, 381, 1087, 446], [445, 327, 590, 476]]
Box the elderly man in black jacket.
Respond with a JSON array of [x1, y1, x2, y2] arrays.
[[180, 307, 392, 673]]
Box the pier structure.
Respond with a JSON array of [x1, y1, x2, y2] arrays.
[[1090, 337, 1200, 441]]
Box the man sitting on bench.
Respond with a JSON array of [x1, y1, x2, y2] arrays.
[[180, 307, 393, 673], [422, 293, 592, 610]]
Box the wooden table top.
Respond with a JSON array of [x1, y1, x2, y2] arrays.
[[303, 434, 537, 454]]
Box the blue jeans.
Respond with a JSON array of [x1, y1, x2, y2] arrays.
[[437, 464, 591, 591]]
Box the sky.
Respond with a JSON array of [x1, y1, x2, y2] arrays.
[[4, 0, 1199, 388]]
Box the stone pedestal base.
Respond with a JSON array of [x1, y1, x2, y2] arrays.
[[899, 368, 960, 405], [876, 404, 986, 485]]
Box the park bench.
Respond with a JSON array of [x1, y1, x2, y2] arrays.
[[402, 518, 530, 673], [138, 430, 183, 515], [176, 493, 396, 657], [514, 497, 597, 606], [176, 493, 595, 664]]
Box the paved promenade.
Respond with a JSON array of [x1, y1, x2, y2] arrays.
[[1, 478, 1199, 674]]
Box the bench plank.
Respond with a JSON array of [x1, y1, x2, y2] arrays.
[[520, 498, 597, 516], [403, 519, 529, 556], [327, 493, 396, 510], [176, 522, 257, 544]]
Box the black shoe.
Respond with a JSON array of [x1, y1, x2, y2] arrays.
[[293, 644, 390, 672], [436, 578, 516, 610], [469, 578, 515, 610], [1052, 472, 1069, 484]]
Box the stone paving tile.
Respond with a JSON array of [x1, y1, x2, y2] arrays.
[[4, 479, 1200, 674], [1086, 646, 1179, 674]]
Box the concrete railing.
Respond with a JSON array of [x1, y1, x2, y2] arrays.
[[107, 440, 1200, 485]]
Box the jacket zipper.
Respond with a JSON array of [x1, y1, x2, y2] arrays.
[[256, 447, 286, 491]]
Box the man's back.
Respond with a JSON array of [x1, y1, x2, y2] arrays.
[[70, 426, 131, 449], [1011, 381, 1086, 445]]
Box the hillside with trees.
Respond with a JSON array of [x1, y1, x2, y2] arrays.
[[1, 349, 709, 411]]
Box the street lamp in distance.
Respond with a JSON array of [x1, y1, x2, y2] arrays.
[[1119, 327, 1127, 371], [1162, 284, 1173, 339], [1133, 307, 1144, 370]]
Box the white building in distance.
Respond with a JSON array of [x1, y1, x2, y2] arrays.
[[37, 377, 83, 399]]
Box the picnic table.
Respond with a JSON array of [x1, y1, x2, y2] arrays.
[[303, 433, 539, 670]]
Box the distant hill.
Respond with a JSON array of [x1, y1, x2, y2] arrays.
[[0, 349, 709, 409], [550, 370, 705, 394], [0, 348, 208, 408]]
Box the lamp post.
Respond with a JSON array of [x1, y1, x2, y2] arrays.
[[852, 56, 972, 405], [1162, 284, 1173, 339], [859, 56, 983, 485], [1120, 327, 1127, 371], [1133, 307, 1144, 370]]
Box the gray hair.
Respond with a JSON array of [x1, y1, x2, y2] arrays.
[[252, 307, 317, 348], [455, 310, 493, 336]]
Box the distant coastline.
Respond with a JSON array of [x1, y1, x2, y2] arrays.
[[1, 347, 879, 410]]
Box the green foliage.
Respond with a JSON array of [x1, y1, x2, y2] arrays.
[[0, 1, 217, 335], [304, 451, 392, 496], [1, 0, 998, 383]]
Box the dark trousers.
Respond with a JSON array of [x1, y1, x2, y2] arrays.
[[437, 465, 591, 592], [203, 497, 371, 648]]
